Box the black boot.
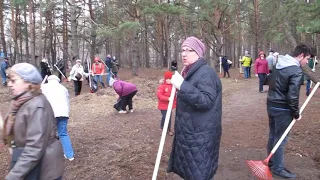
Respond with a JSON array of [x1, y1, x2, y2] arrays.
[[272, 168, 297, 179]]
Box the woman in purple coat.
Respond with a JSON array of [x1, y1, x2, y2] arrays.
[[109, 77, 138, 114]]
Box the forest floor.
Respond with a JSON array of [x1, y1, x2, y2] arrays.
[[1, 67, 320, 180]]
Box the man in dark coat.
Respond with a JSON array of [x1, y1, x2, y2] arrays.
[[55, 58, 66, 81], [1, 57, 10, 86], [105, 54, 113, 85], [40, 58, 52, 80], [169, 36, 222, 180], [171, 60, 178, 71], [266, 44, 312, 178], [221, 55, 230, 77]]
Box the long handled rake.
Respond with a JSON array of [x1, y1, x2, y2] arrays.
[[246, 82, 320, 180], [152, 85, 176, 180], [0, 112, 3, 130]]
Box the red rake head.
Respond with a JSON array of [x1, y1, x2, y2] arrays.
[[246, 160, 273, 180]]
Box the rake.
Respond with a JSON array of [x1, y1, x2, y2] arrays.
[[246, 82, 320, 180], [152, 83, 176, 180]]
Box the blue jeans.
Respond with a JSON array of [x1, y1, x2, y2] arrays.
[[112, 72, 118, 78], [306, 79, 311, 95], [267, 106, 292, 172], [56, 117, 74, 159], [258, 73, 267, 91], [244, 67, 250, 78], [106, 71, 111, 86], [94, 75, 105, 87], [160, 110, 172, 130], [1, 76, 6, 85]]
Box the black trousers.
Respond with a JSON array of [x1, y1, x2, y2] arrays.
[[120, 91, 137, 111], [73, 80, 82, 96], [58, 70, 66, 82], [223, 70, 230, 77]]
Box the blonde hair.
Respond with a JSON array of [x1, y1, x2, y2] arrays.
[[6, 68, 41, 93]]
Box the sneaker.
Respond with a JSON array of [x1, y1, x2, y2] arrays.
[[64, 154, 74, 161], [272, 168, 297, 179], [129, 109, 133, 113], [119, 110, 127, 114]]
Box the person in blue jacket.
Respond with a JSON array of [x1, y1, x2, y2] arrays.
[[1, 57, 10, 86], [105, 54, 113, 85]]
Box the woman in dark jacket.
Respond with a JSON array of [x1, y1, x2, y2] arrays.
[[40, 58, 52, 80], [221, 55, 230, 77], [3, 63, 64, 180], [169, 37, 222, 180]]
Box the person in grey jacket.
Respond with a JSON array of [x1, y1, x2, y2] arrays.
[[169, 37, 222, 180], [3, 63, 64, 180]]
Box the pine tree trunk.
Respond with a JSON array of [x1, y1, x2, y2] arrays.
[[144, 16, 150, 68], [71, 0, 79, 59], [29, 0, 36, 64], [19, 10, 23, 62], [0, 0, 7, 57], [24, 3, 29, 62], [38, 0, 43, 59], [62, 0, 68, 65], [88, 0, 96, 63]]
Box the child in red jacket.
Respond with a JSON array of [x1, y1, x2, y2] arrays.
[[157, 71, 176, 136]]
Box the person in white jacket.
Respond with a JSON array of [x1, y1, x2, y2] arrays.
[[69, 59, 88, 96], [42, 75, 75, 161]]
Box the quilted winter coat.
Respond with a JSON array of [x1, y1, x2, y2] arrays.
[[167, 59, 222, 180]]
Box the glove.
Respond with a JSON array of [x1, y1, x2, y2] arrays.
[[294, 114, 302, 121], [171, 71, 184, 90]]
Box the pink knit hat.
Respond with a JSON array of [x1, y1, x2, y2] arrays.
[[181, 36, 206, 57]]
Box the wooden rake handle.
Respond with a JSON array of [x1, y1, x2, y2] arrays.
[[152, 85, 176, 180], [269, 82, 320, 157]]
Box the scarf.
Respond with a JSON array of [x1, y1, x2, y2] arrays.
[[2, 91, 40, 146], [181, 64, 193, 78]]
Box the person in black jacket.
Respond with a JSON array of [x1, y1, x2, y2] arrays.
[[171, 60, 177, 71], [221, 55, 230, 77], [55, 59, 66, 82], [40, 58, 52, 80], [169, 36, 222, 180], [266, 44, 312, 179]]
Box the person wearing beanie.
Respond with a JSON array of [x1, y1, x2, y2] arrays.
[[42, 75, 75, 161], [156, 71, 176, 136], [168, 36, 222, 180], [3, 63, 64, 180], [91, 57, 106, 88], [69, 59, 89, 96], [255, 51, 269, 93], [109, 77, 138, 114]]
